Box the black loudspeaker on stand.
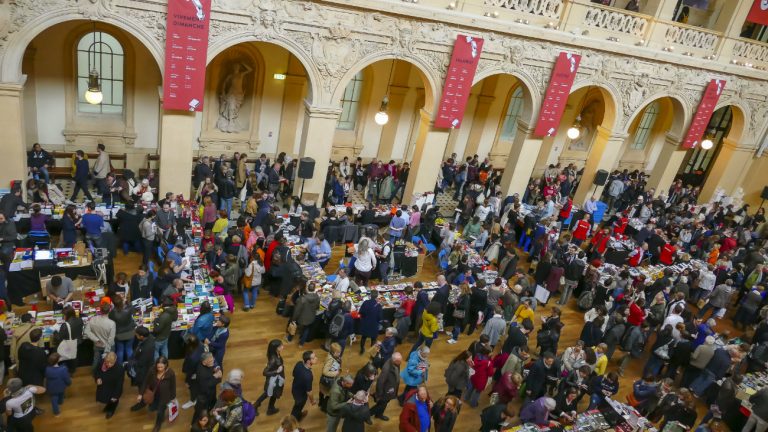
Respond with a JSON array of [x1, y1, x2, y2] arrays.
[[297, 157, 315, 200], [591, 169, 609, 196]]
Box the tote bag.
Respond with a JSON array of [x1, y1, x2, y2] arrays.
[[57, 323, 78, 360]]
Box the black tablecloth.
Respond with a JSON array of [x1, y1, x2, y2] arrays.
[[8, 260, 115, 306], [604, 248, 630, 266]]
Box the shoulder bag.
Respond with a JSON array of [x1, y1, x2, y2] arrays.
[[56, 322, 78, 360], [142, 370, 167, 405]]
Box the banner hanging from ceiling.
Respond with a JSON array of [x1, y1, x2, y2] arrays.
[[534, 52, 581, 138], [682, 79, 726, 149], [747, 0, 768, 26], [163, 0, 211, 112], [434, 35, 484, 129]]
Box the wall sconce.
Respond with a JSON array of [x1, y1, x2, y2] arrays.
[[514, 18, 529, 24], [484, 11, 499, 17], [634, 39, 645, 46], [682, 51, 694, 57], [607, 36, 620, 42], [704, 54, 716, 60], [662, 45, 675, 52], [273, 73, 287, 80], [544, 21, 557, 29], [447, 1, 456, 9]]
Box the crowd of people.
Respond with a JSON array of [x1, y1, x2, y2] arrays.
[[1, 150, 767, 432]]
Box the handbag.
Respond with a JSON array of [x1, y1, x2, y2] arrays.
[[167, 399, 179, 422], [452, 308, 466, 319], [653, 341, 673, 361], [319, 375, 334, 388], [287, 321, 297, 336], [142, 371, 167, 404], [56, 323, 78, 361]]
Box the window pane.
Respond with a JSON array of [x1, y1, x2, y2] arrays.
[[500, 87, 523, 140], [631, 101, 659, 150], [337, 72, 363, 130]]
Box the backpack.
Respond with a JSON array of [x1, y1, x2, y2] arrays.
[[239, 400, 256, 427], [577, 290, 594, 311], [328, 312, 345, 338]]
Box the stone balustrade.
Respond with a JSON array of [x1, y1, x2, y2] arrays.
[[483, 0, 563, 19], [733, 38, 768, 63], [661, 20, 721, 52], [582, 3, 649, 38]]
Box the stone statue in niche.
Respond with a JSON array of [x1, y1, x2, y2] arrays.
[[217, 61, 253, 133]]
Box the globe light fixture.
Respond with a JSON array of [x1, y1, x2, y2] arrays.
[[567, 124, 581, 140], [84, 69, 103, 105], [374, 97, 390, 125], [701, 138, 714, 150]]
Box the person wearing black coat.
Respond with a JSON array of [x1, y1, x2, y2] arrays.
[[466, 284, 488, 335], [254, 339, 285, 416], [351, 363, 377, 394], [182, 335, 205, 406], [480, 402, 514, 432], [115, 203, 143, 254], [95, 352, 125, 418], [524, 354, 558, 401], [130, 327, 156, 387], [665, 337, 693, 380], [580, 317, 605, 348], [339, 391, 371, 432], [501, 319, 532, 354], [602, 317, 627, 360], [534, 258, 553, 286], [193, 353, 222, 423], [431, 396, 460, 432], [371, 354, 401, 420], [130, 266, 155, 301], [18, 329, 47, 386]]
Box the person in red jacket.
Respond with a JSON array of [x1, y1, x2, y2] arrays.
[[628, 242, 647, 267], [590, 227, 611, 257], [613, 214, 628, 236], [571, 213, 591, 246], [399, 385, 432, 432], [558, 197, 573, 223], [659, 239, 677, 266], [627, 298, 646, 326], [467, 345, 494, 407]]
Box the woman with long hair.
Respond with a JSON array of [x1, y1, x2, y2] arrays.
[[61, 204, 81, 247], [132, 356, 176, 432], [254, 339, 285, 416], [431, 394, 461, 432], [444, 350, 473, 398], [318, 342, 342, 412], [353, 238, 377, 287]]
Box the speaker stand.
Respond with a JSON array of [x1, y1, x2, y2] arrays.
[[300, 178, 306, 203], [592, 183, 599, 197]]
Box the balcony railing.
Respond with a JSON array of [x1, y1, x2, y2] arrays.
[[654, 19, 722, 54], [483, 0, 563, 20], [582, 4, 649, 38], [733, 38, 768, 63]]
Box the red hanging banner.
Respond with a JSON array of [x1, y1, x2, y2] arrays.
[[682, 79, 726, 149], [163, 0, 212, 112], [747, 0, 768, 26], [434, 35, 484, 129], [534, 52, 581, 138]]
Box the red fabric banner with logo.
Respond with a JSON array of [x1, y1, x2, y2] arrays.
[[534, 52, 581, 138], [747, 0, 768, 26], [434, 35, 484, 129], [682, 79, 726, 149], [163, 0, 212, 112]]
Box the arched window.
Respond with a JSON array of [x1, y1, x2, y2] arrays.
[[499, 87, 524, 141], [337, 72, 363, 130], [630, 101, 659, 150], [77, 31, 124, 114]]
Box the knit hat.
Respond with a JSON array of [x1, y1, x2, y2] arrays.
[[227, 369, 244, 385]]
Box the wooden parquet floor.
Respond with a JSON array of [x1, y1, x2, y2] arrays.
[[27, 245, 737, 432]]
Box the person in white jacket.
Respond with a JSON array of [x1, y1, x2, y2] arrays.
[[243, 255, 265, 311], [84, 303, 116, 371], [353, 238, 377, 287]]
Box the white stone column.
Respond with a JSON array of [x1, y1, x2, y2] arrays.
[[403, 109, 450, 204], [700, 137, 756, 202], [293, 103, 342, 204], [159, 112, 196, 198], [646, 133, 687, 196], [499, 120, 543, 197], [573, 126, 628, 204], [0, 82, 28, 190]]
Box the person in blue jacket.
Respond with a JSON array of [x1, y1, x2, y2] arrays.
[[399, 346, 430, 404], [70, 150, 94, 202], [207, 315, 230, 370], [45, 352, 72, 416], [358, 290, 383, 355], [191, 301, 215, 343]]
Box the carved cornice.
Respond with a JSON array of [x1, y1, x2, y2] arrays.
[[2, 0, 768, 146]]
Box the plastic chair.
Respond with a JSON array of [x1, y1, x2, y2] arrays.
[[156, 246, 166, 263], [326, 275, 337, 283], [437, 248, 449, 271], [148, 260, 157, 278], [420, 235, 437, 257]]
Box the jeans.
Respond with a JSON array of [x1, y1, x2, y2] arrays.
[[690, 369, 716, 396], [410, 333, 433, 353], [32, 166, 50, 184], [642, 354, 664, 377], [291, 395, 308, 420], [359, 336, 377, 353], [220, 198, 233, 218], [122, 240, 143, 255], [142, 239, 155, 265], [588, 393, 605, 410], [370, 398, 390, 418], [326, 415, 341, 432], [86, 234, 103, 249], [743, 413, 768, 432], [255, 392, 278, 412], [243, 285, 258, 308], [50, 392, 64, 415], [558, 283, 577, 305], [697, 302, 723, 319], [465, 387, 482, 407], [287, 325, 312, 346], [92, 346, 106, 371], [154, 339, 168, 360], [115, 338, 134, 365]]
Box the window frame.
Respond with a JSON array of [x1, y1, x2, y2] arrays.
[[336, 71, 364, 130], [629, 101, 660, 151], [76, 30, 125, 115], [499, 86, 524, 141]]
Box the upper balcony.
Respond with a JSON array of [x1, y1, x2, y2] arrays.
[[362, 0, 767, 76]]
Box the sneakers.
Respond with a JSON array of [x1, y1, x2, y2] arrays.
[[447, 339, 457, 344], [182, 400, 196, 409], [266, 407, 280, 416]]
